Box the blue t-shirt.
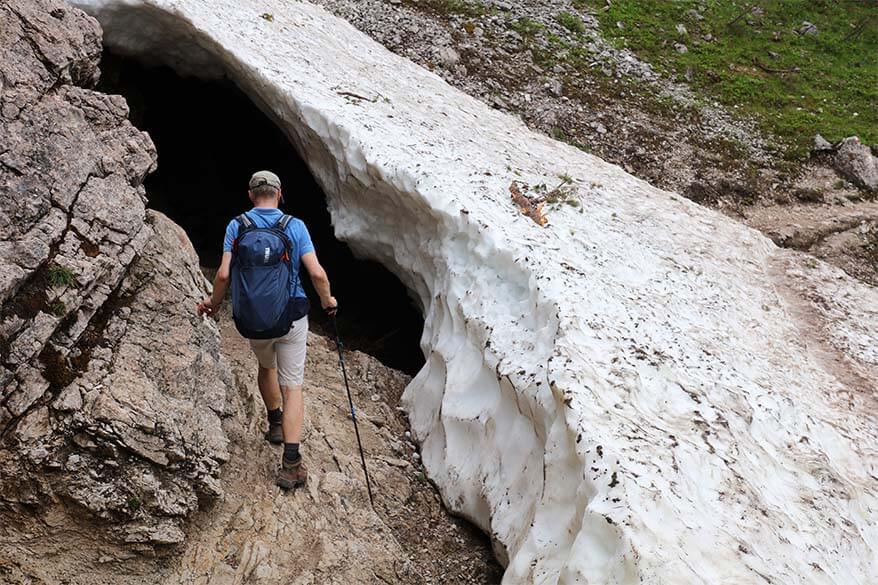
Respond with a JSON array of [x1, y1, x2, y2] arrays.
[[223, 208, 315, 299]]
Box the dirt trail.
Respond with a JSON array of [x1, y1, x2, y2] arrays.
[[162, 308, 502, 584], [767, 253, 878, 408], [748, 201, 878, 286]]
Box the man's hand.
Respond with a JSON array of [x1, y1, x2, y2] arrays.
[[322, 296, 338, 317], [197, 297, 218, 317], [199, 253, 232, 319]]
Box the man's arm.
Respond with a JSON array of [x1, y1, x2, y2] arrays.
[[300, 251, 337, 315], [197, 252, 232, 317]]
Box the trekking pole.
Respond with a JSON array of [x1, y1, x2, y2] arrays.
[[329, 314, 375, 507]]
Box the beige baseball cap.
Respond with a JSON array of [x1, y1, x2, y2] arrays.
[[249, 170, 281, 190]]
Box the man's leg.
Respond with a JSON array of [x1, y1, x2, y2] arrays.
[[249, 340, 284, 443], [275, 316, 309, 489], [281, 384, 304, 451], [258, 366, 284, 443], [257, 366, 283, 411]]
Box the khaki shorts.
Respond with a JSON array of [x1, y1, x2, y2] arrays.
[[248, 315, 308, 388]]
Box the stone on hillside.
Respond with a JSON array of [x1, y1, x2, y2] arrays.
[[437, 46, 460, 68], [798, 21, 818, 36], [545, 77, 563, 97], [813, 133, 833, 151], [792, 187, 824, 203], [834, 136, 878, 192]]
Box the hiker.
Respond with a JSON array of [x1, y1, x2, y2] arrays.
[[197, 170, 337, 490]]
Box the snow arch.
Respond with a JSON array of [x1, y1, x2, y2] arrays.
[[74, 1, 878, 583]]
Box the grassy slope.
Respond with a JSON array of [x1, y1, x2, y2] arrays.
[[584, 0, 877, 158]]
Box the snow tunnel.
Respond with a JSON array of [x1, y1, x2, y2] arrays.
[[96, 51, 425, 375]]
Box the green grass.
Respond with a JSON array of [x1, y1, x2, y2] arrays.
[[511, 16, 545, 37], [557, 11, 587, 34], [48, 264, 76, 288], [417, 0, 489, 18], [50, 300, 67, 317], [551, 127, 569, 141], [583, 0, 877, 158]]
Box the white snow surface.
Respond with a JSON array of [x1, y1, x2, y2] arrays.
[[73, 0, 878, 582]]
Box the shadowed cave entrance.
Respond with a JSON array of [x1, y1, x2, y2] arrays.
[[97, 51, 425, 375]]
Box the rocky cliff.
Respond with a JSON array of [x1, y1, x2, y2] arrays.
[[1, 0, 231, 549]]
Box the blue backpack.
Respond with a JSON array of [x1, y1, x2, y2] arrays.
[[230, 213, 309, 339]]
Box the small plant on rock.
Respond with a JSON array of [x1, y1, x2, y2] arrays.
[[551, 127, 569, 142], [510, 17, 544, 37], [428, 0, 487, 18], [557, 12, 586, 34], [50, 300, 66, 317], [48, 264, 76, 288], [127, 495, 142, 512]]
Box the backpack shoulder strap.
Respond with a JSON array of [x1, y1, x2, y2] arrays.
[[231, 213, 255, 256], [274, 215, 296, 272], [235, 213, 255, 231], [275, 214, 293, 231], [274, 215, 295, 252]]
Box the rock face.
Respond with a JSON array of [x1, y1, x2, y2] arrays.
[[68, 1, 878, 584], [1, 0, 229, 552]]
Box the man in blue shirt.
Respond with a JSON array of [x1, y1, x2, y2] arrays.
[[197, 170, 337, 489]]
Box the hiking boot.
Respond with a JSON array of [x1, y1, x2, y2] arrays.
[[265, 421, 284, 444], [276, 457, 307, 490]]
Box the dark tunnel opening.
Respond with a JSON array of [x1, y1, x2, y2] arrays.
[[97, 50, 425, 375]]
